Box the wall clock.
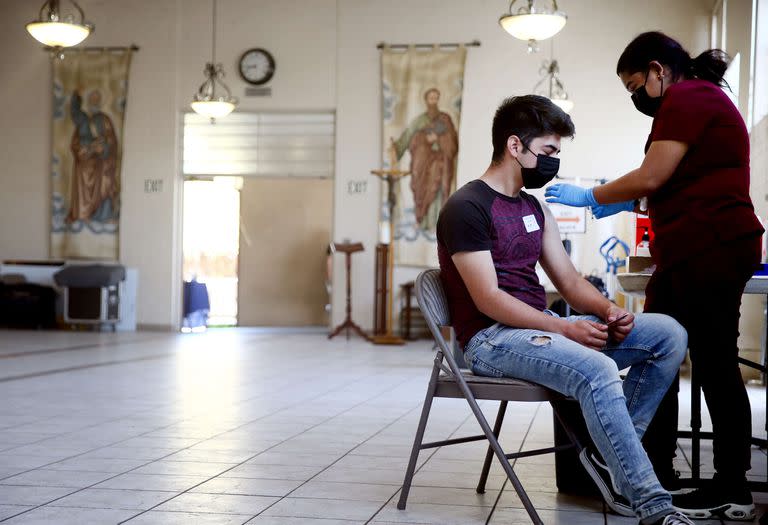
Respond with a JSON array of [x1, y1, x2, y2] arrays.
[[238, 48, 275, 86]]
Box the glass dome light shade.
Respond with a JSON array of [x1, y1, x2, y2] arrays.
[[26, 21, 91, 47], [191, 63, 237, 120], [499, 12, 567, 41], [190, 100, 236, 119]]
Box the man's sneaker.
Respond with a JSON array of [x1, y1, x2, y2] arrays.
[[672, 477, 755, 521], [578, 448, 634, 516], [647, 511, 696, 525]]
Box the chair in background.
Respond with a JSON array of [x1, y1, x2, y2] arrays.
[[397, 269, 584, 525]]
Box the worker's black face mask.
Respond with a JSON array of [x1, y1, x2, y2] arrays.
[[631, 70, 664, 117], [517, 145, 560, 189]]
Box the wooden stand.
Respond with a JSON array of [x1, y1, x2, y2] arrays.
[[328, 242, 369, 341], [400, 280, 415, 340], [370, 238, 403, 344], [373, 243, 389, 336], [369, 153, 409, 345]]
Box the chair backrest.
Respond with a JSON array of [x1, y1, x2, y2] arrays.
[[415, 269, 467, 369]]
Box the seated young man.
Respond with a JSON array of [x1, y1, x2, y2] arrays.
[[436, 95, 690, 525]]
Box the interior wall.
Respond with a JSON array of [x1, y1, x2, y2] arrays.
[[176, 0, 337, 113], [752, 0, 768, 220], [717, 0, 766, 353], [0, 3, 59, 260], [0, 0, 184, 328], [724, 0, 754, 124], [755, 0, 768, 125], [333, 0, 710, 330], [0, 0, 335, 329], [0, 0, 719, 332]]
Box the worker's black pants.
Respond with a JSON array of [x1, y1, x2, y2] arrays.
[[642, 236, 760, 482]]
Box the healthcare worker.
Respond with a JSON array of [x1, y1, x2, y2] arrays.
[[545, 31, 764, 521]]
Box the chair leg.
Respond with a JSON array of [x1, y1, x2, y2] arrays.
[[397, 355, 441, 510], [477, 400, 507, 494], [459, 388, 543, 524], [551, 402, 584, 453]]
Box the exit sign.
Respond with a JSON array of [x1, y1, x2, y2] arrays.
[[144, 179, 163, 193]]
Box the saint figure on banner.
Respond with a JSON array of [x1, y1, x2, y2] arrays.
[[390, 87, 458, 231], [67, 89, 119, 223]]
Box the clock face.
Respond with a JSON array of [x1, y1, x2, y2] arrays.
[[238, 48, 275, 85]]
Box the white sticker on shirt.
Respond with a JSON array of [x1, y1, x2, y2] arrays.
[[523, 214, 540, 233]]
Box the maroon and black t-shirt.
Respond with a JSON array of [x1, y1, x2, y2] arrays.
[[436, 180, 546, 349], [645, 79, 763, 269]]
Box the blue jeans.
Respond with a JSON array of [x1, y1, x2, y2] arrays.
[[463, 312, 687, 521]]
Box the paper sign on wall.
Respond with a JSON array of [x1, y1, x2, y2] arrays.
[[548, 203, 586, 234]]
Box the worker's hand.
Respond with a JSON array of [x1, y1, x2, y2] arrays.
[[604, 305, 634, 343], [591, 200, 635, 219], [545, 184, 598, 208], [561, 319, 608, 351]]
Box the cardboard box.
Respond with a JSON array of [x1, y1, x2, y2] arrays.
[[626, 256, 654, 273], [616, 273, 651, 293]]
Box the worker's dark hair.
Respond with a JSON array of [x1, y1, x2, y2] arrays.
[[616, 31, 729, 87], [491, 95, 574, 165]]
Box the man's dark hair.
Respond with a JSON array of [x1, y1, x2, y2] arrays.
[[491, 95, 575, 164]]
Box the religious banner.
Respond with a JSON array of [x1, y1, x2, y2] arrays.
[[51, 49, 133, 259], [381, 46, 466, 267]]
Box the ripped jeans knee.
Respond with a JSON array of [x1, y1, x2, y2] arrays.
[[529, 335, 552, 347]]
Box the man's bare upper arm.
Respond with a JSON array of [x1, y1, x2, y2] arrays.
[[538, 202, 581, 291]]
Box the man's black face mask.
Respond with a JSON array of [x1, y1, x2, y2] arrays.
[[517, 144, 560, 189]]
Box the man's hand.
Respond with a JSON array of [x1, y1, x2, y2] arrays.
[[604, 305, 634, 343], [545, 184, 598, 208], [561, 320, 608, 351]]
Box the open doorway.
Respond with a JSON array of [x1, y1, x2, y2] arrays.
[[181, 111, 335, 329], [182, 177, 241, 328]]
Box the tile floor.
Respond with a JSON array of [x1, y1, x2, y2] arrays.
[[0, 329, 766, 524]]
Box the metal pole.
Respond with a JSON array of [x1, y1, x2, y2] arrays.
[[377, 40, 481, 50]]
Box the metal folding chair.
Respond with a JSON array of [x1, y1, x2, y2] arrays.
[[397, 269, 584, 525]]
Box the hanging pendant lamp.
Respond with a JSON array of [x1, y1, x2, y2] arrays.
[[26, 0, 93, 48], [499, 0, 566, 53], [533, 56, 573, 113], [191, 0, 237, 122]]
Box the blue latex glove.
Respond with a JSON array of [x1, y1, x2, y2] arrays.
[[544, 183, 598, 208], [591, 200, 635, 219]]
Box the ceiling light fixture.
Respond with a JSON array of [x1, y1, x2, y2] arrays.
[[534, 56, 573, 113], [499, 0, 567, 53], [26, 0, 93, 49], [191, 0, 237, 122]]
